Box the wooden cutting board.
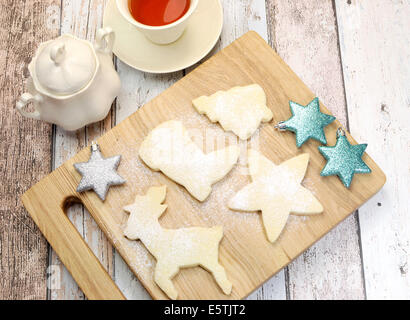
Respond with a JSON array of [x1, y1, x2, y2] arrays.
[[21, 31, 386, 300]]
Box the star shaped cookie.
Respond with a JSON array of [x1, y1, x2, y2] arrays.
[[229, 150, 323, 243]]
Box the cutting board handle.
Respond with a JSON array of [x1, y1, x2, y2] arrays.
[[21, 174, 125, 300]]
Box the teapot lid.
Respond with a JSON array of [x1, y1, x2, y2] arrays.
[[33, 34, 97, 96]]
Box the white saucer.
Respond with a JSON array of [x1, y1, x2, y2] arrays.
[[103, 0, 223, 73]]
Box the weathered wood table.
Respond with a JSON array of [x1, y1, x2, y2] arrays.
[[1, 0, 409, 300]]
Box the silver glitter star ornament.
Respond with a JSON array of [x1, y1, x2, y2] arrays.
[[276, 97, 335, 147], [74, 142, 126, 201], [318, 128, 371, 188]]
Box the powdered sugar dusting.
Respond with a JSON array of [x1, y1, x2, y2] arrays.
[[192, 84, 273, 140], [137, 120, 240, 201], [101, 111, 319, 280]]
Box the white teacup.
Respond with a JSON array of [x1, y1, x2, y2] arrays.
[[116, 0, 199, 45]]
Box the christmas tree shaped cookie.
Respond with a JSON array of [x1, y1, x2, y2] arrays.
[[139, 120, 240, 201], [124, 186, 232, 300], [229, 150, 323, 243], [192, 84, 273, 140]]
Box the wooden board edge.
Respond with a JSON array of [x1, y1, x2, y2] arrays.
[[21, 176, 126, 300]]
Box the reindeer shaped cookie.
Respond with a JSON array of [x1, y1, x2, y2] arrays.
[[123, 186, 232, 300]]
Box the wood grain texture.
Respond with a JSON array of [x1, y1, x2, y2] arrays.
[[114, 66, 183, 300], [112, 0, 288, 300], [22, 32, 386, 300], [266, 0, 365, 299], [0, 0, 60, 300], [4, 0, 406, 300], [49, 0, 115, 300], [22, 173, 125, 300], [335, 0, 410, 299], [111, 1, 184, 301], [216, 0, 286, 301]]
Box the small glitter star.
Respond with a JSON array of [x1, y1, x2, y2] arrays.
[[277, 97, 335, 147], [319, 129, 371, 188], [74, 142, 126, 201]]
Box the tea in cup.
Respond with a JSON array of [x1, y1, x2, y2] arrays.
[[116, 0, 199, 44]]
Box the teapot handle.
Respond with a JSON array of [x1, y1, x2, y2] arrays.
[[96, 27, 115, 55], [16, 93, 42, 120]]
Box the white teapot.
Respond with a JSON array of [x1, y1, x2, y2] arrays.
[[16, 28, 121, 131]]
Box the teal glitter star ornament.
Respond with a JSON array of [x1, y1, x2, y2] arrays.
[[318, 128, 371, 188], [275, 97, 335, 147]]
